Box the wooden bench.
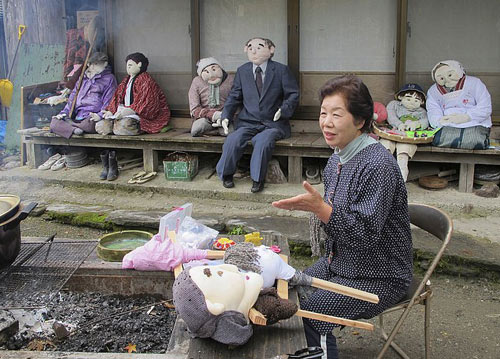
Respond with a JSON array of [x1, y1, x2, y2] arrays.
[[20, 118, 500, 192], [19, 82, 500, 192], [20, 116, 332, 184]]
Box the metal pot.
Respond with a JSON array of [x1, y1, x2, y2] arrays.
[[0, 194, 21, 223], [0, 202, 37, 269]]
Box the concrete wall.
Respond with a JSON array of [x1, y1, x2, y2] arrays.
[[406, 0, 500, 72], [299, 0, 397, 71], [200, 0, 288, 71], [113, 0, 191, 108]]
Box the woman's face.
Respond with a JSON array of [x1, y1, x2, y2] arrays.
[[319, 94, 364, 150]]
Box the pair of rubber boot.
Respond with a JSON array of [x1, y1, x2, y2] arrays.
[[100, 150, 118, 181]]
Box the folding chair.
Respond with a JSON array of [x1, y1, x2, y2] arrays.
[[376, 203, 453, 359]]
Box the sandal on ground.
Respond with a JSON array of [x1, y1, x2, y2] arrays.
[[50, 156, 66, 171], [135, 171, 157, 184], [127, 170, 147, 183], [38, 153, 61, 170], [287, 347, 323, 359]]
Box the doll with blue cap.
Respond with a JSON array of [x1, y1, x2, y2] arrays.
[[379, 83, 428, 181]]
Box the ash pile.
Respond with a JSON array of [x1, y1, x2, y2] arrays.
[[1, 292, 176, 353]]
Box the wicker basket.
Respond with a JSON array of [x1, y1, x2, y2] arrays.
[[373, 123, 437, 144]]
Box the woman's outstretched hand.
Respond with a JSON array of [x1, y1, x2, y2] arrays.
[[272, 181, 332, 223]]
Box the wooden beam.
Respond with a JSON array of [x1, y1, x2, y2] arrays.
[[190, 0, 200, 78], [395, 0, 408, 90], [287, 0, 300, 84], [311, 277, 379, 304], [295, 309, 374, 331], [101, 0, 115, 67]]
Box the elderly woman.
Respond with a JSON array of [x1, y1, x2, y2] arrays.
[[272, 75, 413, 358]]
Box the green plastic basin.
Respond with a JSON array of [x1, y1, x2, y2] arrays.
[[97, 230, 153, 262]]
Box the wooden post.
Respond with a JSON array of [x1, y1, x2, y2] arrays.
[[395, 0, 408, 90], [190, 0, 200, 79], [287, 0, 300, 84]]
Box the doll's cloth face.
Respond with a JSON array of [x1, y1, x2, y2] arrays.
[[190, 264, 263, 319], [399, 93, 423, 111], [434, 64, 462, 88], [201, 64, 223, 85], [126, 59, 142, 76], [245, 38, 274, 65], [86, 61, 107, 79]]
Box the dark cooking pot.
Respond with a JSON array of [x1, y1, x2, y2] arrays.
[[0, 202, 37, 269], [0, 194, 21, 223]]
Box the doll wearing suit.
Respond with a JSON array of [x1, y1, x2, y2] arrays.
[[216, 37, 299, 193]]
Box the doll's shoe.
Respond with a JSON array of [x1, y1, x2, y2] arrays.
[[38, 153, 61, 170], [251, 180, 264, 193], [222, 175, 234, 188], [127, 170, 147, 184], [50, 156, 66, 171], [135, 171, 157, 184]]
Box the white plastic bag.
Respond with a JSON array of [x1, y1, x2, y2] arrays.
[[176, 216, 218, 249], [158, 203, 193, 241]]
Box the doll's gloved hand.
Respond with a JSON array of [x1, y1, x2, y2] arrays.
[[288, 270, 313, 287], [440, 113, 470, 125], [89, 112, 101, 122], [397, 123, 408, 131], [405, 121, 421, 131], [52, 113, 66, 121], [221, 119, 229, 135], [212, 111, 222, 123], [102, 110, 114, 119], [273, 108, 281, 122]]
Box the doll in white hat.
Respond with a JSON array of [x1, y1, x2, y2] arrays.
[[188, 57, 234, 136], [427, 60, 492, 149]]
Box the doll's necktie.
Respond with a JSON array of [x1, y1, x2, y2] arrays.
[[255, 66, 263, 96]]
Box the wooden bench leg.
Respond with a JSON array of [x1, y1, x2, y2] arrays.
[[459, 163, 474, 193], [143, 147, 158, 173], [288, 156, 302, 184], [25, 140, 46, 169]]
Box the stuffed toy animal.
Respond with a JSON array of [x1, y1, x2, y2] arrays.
[[379, 83, 428, 181], [427, 60, 492, 149], [188, 57, 234, 136]]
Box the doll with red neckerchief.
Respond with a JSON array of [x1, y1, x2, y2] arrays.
[[379, 83, 428, 181], [427, 60, 492, 149]]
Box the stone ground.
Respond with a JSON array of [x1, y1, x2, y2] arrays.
[[1, 161, 500, 358]]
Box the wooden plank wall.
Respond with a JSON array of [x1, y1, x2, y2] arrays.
[[2, 0, 65, 64], [2, 0, 66, 149]]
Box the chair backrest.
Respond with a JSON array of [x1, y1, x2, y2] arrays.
[[408, 203, 453, 285]]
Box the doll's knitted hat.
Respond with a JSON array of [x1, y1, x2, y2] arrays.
[[431, 60, 465, 82], [88, 52, 108, 64], [172, 268, 253, 346], [196, 57, 222, 76], [395, 83, 426, 100]]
